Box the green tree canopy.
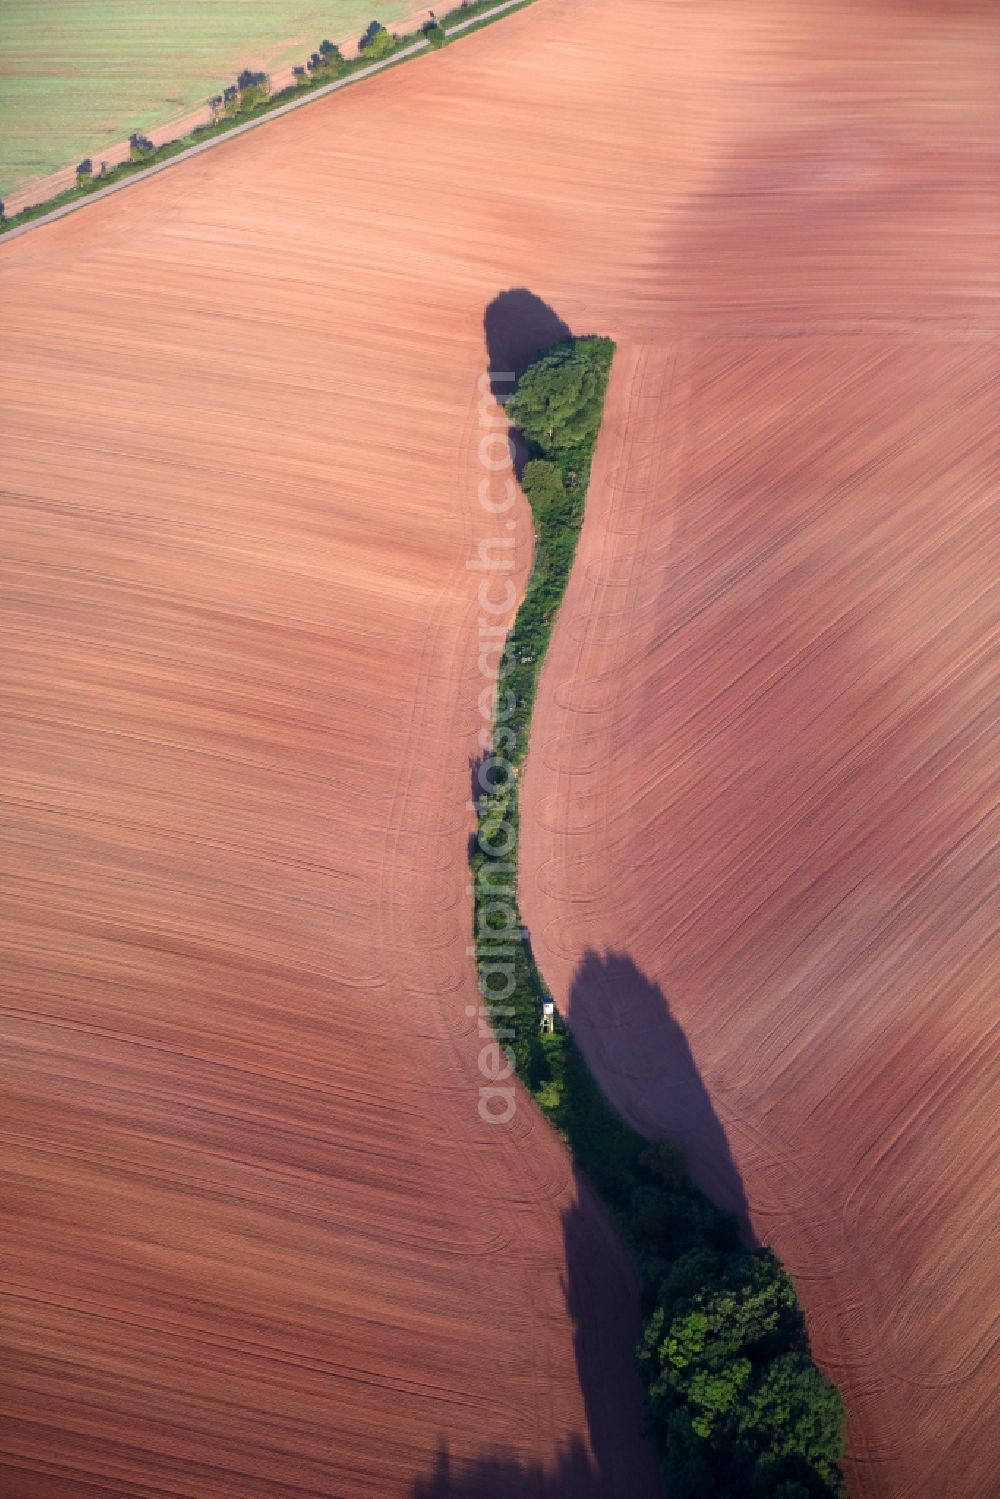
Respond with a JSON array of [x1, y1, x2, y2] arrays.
[[506, 337, 613, 462], [735, 1353, 846, 1494], [520, 459, 568, 517], [360, 21, 395, 60], [638, 1248, 844, 1496]]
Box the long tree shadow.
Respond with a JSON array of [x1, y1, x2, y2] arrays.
[[409, 1183, 663, 1497], [558, 1168, 665, 1497], [567, 950, 754, 1245]]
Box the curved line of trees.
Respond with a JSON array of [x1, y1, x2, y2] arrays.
[[470, 336, 847, 1497]]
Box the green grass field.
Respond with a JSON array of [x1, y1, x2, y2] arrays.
[[0, 1, 410, 196]]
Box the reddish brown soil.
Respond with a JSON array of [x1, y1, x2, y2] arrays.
[[522, 336, 1000, 1498], [2, 0, 998, 1494]]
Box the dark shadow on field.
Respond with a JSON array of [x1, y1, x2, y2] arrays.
[[410, 1183, 663, 1497], [410, 1437, 604, 1498], [557, 1173, 666, 1496], [569, 950, 754, 1245], [483, 288, 571, 403]]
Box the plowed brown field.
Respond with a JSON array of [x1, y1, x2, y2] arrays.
[[2, 0, 998, 1495], [521, 337, 1000, 1497]]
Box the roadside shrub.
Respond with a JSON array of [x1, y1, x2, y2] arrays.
[[128, 132, 154, 162], [359, 21, 396, 59], [305, 40, 345, 81], [423, 19, 447, 46], [236, 68, 271, 110]]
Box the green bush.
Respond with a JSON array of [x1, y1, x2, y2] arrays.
[[306, 40, 346, 80], [235, 68, 271, 112], [520, 458, 568, 517], [506, 336, 613, 463], [359, 21, 396, 60], [128, 132, 154, 163]]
